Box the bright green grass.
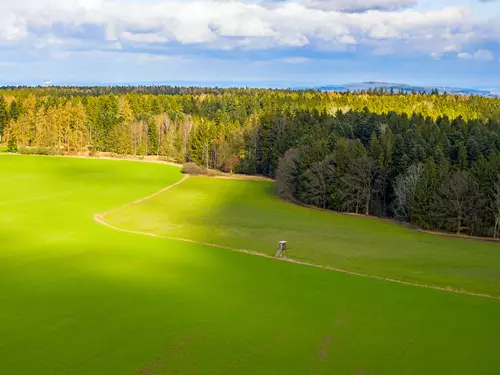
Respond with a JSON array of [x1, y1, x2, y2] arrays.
[[1, 155, 500, 375], [107, 176, 500, 298]]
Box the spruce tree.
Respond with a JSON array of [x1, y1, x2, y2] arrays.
[[7, 138, 18, 153], [147, 119, 159, 155], [0, 95, 7, 141], [9, 100, 20, 121]]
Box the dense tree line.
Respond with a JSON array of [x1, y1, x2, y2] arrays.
[[2, 87, 500, 237], [0, 86, 261, 97], [275, 109, 500, 238]]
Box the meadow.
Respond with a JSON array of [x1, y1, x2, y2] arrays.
[[107, 176, 500, 298], [1, 154, 500, 375]]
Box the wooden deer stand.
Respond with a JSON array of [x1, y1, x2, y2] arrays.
[[275, 240, 287, 258]]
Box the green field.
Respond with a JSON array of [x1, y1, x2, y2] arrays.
[[1, 154, 500, 375], [107, 176, 500, 298]]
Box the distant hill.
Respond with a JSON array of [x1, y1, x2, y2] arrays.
[[304, 81, 497, 97]]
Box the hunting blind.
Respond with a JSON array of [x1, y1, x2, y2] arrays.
[[275, 241, 287, 258]]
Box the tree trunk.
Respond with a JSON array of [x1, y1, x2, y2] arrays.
[[67, 119, 70, 152], [322, 179, 327, 209], [382, 177, 388, 217], [365, 193, 370, 216], [457, 212, 462, 235], [204, 144, 209, 169]]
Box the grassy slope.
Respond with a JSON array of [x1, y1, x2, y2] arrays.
[[1, 155, 500, 375], [107, 176, 500, 298]]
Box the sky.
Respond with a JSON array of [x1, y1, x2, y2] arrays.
[[0, 0, 499, 89]]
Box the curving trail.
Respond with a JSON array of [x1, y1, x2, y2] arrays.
[[93, 174, 500, 301]]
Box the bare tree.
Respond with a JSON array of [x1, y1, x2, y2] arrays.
[[276, 148, 301, 199], [393, 163, 423, 222], [440, 170, 479, 235], [341, 154, 375, 215], [301, 155, 336, 209]]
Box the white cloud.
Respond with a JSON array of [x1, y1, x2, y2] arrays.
[[300, 0, 417, 12], [457, 49, 495, 61], [121, 32, 169, 44], [0, 13, 28, 41], [473, 48, 494, 61], [283, 57, 311, 64], [443, 44, 459, 52], [457, 52, 473, 59], [0, 0, 496, 61]]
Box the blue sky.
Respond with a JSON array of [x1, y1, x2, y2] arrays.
[[0, 0, 499, 89]]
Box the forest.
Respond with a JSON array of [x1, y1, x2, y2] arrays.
[[1, 86, 500, 238]]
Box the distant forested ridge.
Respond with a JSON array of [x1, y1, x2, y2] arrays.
[[2, 86, 500, 237]]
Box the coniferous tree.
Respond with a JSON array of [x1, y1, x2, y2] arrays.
[[148, 119, 159, 155], [0, 95, 7, 142], [492, 175, 500, 238], [9, 100, 21, 121]]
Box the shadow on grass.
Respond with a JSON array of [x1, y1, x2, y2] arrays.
[[109, 176, 500, 298]]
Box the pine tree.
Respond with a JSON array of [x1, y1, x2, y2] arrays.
[[492, 175, 500, 238], [411, 158, 437, 228], [0, 95, 7, 141], [190, 119, 213, 168], [457, 142, 468, 170], [7, 137, 17, 153], [148, 119, 159, 155], [9, 100, 21, 122]]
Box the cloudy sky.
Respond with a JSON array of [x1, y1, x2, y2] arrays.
[[0, 0, 499, 88]]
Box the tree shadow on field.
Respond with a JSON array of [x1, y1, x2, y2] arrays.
[[181, 177, 500, 297], [187, 177, 400, 260]]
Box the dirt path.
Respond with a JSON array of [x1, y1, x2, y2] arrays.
[[1, 152, 273, 181], [418, 228, 500, 242], [0, 151, 184, 168], [93, 176, 500, 301], [95, 174, 190, 220]]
